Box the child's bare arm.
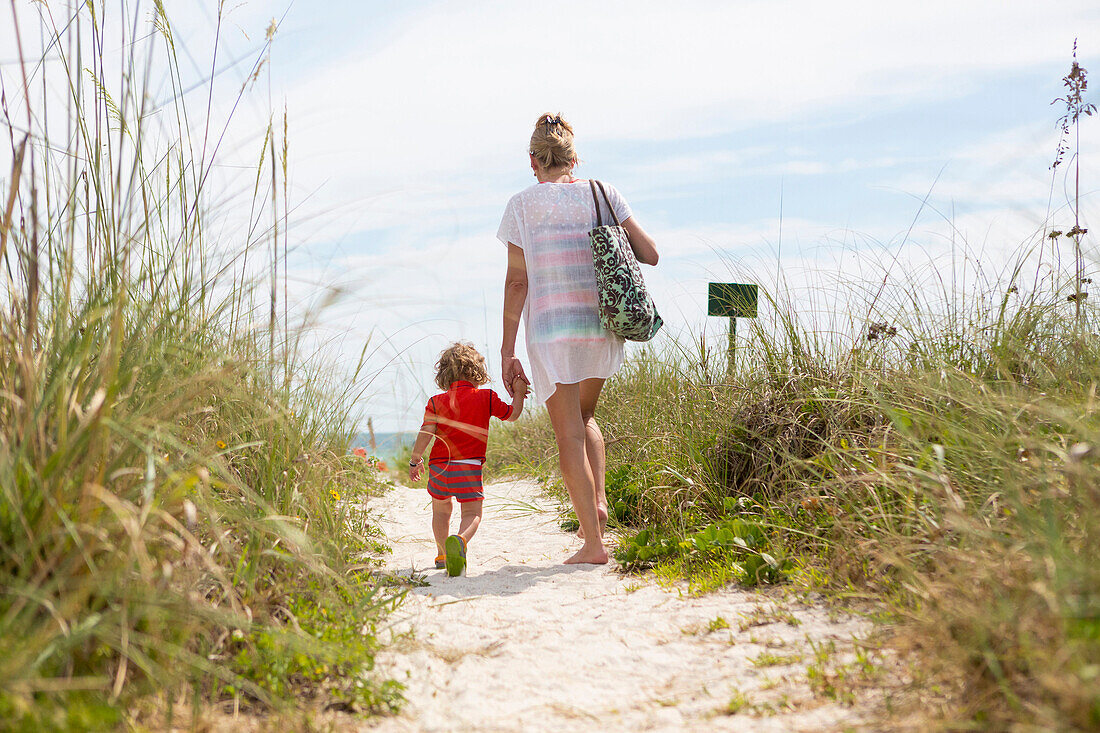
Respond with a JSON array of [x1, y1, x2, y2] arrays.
[[408, 423, 435, 482], [506, 376, 529, 422]]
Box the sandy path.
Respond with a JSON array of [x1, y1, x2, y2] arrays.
[[362, 479, 878, 732]]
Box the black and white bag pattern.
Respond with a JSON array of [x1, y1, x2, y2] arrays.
[[588, 180, 663, 342]]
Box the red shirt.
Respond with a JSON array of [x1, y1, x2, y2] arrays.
[[424, 381, 513, 465]]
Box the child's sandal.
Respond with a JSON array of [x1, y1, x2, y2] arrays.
[[434, 554, 446, 570], [444, 535, 467, 577]]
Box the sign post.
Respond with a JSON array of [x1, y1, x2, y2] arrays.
[[707, 283, 758, 371]]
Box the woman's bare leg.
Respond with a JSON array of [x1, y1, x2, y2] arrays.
[[577, 378, 608, 537], [545, 382, 609, 565]]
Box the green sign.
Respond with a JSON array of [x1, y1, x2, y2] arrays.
[[707, 283, 758, 318]]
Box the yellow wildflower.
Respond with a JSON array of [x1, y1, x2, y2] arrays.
[[216, 440, 227, 450], [329, 488, 341, 501]]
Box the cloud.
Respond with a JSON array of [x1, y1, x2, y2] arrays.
[[273, 0, 1099, 185], [220, 0, 1100, 279], [9, 1, 1100, 433], [881, 118, 1100, 234]]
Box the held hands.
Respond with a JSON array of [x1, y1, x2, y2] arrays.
[[408, 457, 424, 483], [512, 374, 530, 399], [501, 355, 529, 398]]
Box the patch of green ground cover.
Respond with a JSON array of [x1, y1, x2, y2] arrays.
[[619, 515, 791, 591], [224, 575, 404, 713], [0, 3, 402, 727]]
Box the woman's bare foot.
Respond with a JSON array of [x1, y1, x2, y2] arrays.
[[565, 543, 609, 565], [577, 506, 609, 540]]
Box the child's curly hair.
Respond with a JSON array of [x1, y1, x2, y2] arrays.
[[435, 341, 490, 390]]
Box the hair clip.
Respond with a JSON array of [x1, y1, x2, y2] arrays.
[[545, 115, 558, 125]]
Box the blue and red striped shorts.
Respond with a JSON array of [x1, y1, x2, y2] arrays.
[[426, 460, 484, 503]]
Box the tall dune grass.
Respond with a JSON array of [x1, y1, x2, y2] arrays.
[[1, 3, 398, 727], [490, 213, 1099, 728]]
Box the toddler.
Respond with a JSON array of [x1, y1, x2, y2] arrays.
[[408, 342, 527, 576]]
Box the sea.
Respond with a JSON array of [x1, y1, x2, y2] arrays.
[[349, 430, 415, 461]]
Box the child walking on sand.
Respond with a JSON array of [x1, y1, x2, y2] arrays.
[[408, 342, 528, 576]]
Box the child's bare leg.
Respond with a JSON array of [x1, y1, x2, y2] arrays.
[[457, 499, 483, 545], [431, 498, 452, 555]]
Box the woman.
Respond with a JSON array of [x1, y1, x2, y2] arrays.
[[496, 113, 659, 565]]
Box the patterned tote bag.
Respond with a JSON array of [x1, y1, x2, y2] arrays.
[[588, 180, 664, 341]]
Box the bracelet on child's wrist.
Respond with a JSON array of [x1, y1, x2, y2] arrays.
[[409, 458, 423, 467]]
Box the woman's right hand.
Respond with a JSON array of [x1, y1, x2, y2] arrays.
[[502, 355, 529, 397]]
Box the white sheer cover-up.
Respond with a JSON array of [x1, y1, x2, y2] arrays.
[[497, 181, 633, 403]]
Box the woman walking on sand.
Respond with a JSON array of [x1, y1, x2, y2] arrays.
[[497, 113, 659, 565]]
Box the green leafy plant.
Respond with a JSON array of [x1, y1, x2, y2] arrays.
[[225, 579, 404, 713], [615, 518, 790, 587], [605, 464, 647, 525]]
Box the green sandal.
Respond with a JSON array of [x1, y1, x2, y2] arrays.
[[444, 534, 466, 577]]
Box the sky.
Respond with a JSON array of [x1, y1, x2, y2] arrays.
[[4, 1, 1100, 432]]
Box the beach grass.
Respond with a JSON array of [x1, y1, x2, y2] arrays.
[[488, 174, 1100, 730], [0, 3, 399, 727], [488, 41, 1100, 730], [490, 258, 1100, 727]]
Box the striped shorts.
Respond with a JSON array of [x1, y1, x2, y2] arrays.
[[426, 460, 484, 503]]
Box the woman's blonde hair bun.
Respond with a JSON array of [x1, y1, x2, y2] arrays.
[[529, 112, 576, 170]]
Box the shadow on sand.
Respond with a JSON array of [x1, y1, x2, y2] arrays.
[[385, 561, 603, 600]]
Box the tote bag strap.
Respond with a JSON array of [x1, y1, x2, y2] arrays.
[[589, 180, 623, 229], [589, 180, 603, 227], [594, 180, 622, 228]]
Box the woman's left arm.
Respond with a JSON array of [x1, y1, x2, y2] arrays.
[[621, 217, 659, 266], [501, 243, 530, 396]]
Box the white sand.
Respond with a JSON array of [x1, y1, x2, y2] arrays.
[[360, 479, 879, 732]]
